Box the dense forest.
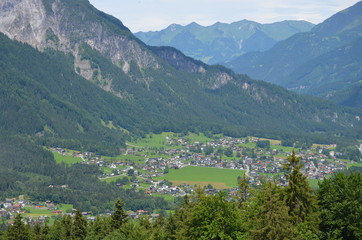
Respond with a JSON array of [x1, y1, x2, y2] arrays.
[[1, 152, 361, 240]]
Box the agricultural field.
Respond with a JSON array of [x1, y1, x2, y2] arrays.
[[127, 132, 214, 149], [158, 166, 244, 189], [53, 152, 82, 165], [22, 204, 73, 224]]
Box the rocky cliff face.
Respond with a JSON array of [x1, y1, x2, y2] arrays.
[[0, 0, 239, 90], [0, 0, 159, 76]]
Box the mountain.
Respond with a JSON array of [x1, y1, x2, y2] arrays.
[[285, 37, 362, 97], [135, 20, 314, 64], [0, 0, 361, 147], [227, 1, 362, 107]]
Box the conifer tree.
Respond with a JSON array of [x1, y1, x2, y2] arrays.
[[283, 150, 317, 224], [60, 215, 73, 240], [110, 199, 128, 230], [73, 209, 87, 240], [283, 150, 320, 239], [249, 181, 293, 240], [5, 214, 30, 240], [237, 173, 249, 208]]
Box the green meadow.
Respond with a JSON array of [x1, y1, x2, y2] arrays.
[[53, 152, 82, 165], [158, 166, 244, 189], [127, 132, 215, 149]]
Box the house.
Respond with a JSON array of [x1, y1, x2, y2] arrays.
[[51, 210, 63, 215]]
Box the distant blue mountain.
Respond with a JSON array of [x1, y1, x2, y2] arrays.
[[135, 20, 314, 64]]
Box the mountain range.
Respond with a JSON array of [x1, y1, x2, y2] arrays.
[[0, 0, 361, 156], [227, 1, 362, 108], [135, 20, 314, 65]]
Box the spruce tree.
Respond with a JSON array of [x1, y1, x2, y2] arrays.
[[60, 215, 73, 240], [5, 214, 30, 240], [110, 199, 128, 230], [283, 150, 320, 239], [249, 181, 293, 240], [283, 150, 317, 223], [237, 173, 249, 208], [73, 209, 87, 240]]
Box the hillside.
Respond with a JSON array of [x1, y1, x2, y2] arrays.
[[285, 37, 362, 99], [227, 1, 362, 106], [0, 0, 361, 146], [135, 20, 314, 64]]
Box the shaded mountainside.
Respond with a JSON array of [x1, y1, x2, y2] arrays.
[[0, 0, 361, 146], [135, 20, 314, 64], [227, 1, 362, 107], [285, 37, 362, 98]]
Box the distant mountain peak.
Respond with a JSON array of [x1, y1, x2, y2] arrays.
[[227, 1, 362, 108], [136, 19, 314, 64]]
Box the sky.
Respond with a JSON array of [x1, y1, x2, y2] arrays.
[[89, 0, 361, 32]]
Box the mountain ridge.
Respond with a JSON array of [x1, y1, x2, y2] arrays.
[[227, 1, 362, 107], [135, 19, 314, 64]]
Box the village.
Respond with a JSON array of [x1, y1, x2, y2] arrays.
[[1, 134, 359, 226], [0, 197, 161, 227], [54, 134, 356, 194]]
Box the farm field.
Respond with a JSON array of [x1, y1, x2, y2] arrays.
[[158, 166, 245, 189], [23, 204, 73, 224], [53, 152, 82, 165], [127, 132, 214, 149]]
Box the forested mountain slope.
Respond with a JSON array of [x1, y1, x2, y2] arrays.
[[0, 0, 361, 145]]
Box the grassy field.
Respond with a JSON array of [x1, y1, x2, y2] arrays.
[[158, 166, 244, 189], [100, 175, 126, 183], [270, 145, 295, 152], [103, 154, 145, 164], [259, 138, 281, 145], [127, 132, 215, 149], [23, 204, 73, 221], [308, 179, 320, 190], [184, 133, 214, 143], [128, 132, 175, 149], [238, 142, 256, 148], [53, 152, 82, 165], [152, 193, 177, 202]]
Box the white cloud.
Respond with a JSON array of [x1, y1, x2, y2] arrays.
[[89, 0, 361, 32]]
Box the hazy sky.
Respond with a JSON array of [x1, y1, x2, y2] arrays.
[[89, 0, 361, 32]]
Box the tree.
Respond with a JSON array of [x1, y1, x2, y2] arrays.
[[248, 181, 294, 240], [110, 199, 128, 230], [204, 146, 214, 155], [5, 214, 31, 240], [318, 172, 362, 240], [60, 215, 73, 240], [237, 173, 249, 208], [176, 192, 245, 239], [256, 140, 270, 149], [224, 147, 233, 157], [73, 209, 87, 240], [283, 151, 318, 224]]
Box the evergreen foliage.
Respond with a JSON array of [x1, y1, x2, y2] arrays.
[[318, 172, 362, 240], [5, 214, 31, 240], [110, 199, 128, 230], [283, 151, 318, 224], [248, 181, 293, 240], [0, 170, 361, 240]]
